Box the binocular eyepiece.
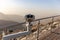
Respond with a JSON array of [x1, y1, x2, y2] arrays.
[[25, 14, 35, 22]]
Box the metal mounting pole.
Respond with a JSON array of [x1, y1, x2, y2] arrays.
[[26, 22, 32, 40], [37, 20, 40, 40]]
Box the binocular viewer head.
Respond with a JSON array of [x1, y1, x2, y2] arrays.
[[25, 14, 35, 22]]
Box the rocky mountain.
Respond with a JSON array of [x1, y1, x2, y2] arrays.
[[0, 12, 25, 23], [0, 12, 26, 31]]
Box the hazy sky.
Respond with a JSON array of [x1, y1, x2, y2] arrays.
[[0, 0, 60, 18]]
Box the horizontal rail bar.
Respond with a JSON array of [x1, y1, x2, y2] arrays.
[[35, 15, 60, 21], [3, 31, 30, 40]]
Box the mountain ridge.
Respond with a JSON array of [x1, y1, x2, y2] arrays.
[[0, 12, 24, 23]]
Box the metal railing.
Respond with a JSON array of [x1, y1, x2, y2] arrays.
[[2, 15, 60, 40]]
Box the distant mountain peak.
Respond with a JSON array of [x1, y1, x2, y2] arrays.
[[0, 12, 4, 15]]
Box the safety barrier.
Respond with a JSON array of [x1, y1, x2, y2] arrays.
[[2, 15, 60, 40]]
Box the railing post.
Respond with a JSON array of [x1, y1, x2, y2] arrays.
[[26, 22, 32, 40], [37, 20, 40, 40], [52, 17, 54, 23], [51, 17, 54, 32]]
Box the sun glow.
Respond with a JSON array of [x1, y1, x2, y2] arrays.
[[0, 0, 15, 13], [0, 0, 25, 15], [0, 0, 9, 12], [0, 0, 8, 7]]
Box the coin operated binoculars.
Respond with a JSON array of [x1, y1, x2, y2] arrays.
[[25, 14, 35, 31]]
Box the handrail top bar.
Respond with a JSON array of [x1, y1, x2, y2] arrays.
[[3, 31, 30, 40], [35, 15, 60, 21], [3, 31, 29, 37]]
